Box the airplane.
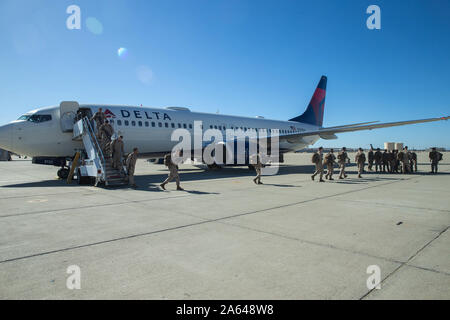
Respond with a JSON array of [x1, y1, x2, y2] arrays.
[[0, 75, 448, 180]]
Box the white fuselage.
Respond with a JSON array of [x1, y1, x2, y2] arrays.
[[0, 104, 321, 158]]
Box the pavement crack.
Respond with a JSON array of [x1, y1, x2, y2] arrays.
[[0, 177, 421, 264], [359, 226, 450, 300]]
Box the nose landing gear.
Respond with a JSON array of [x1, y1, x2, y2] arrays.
[[57, 167, 70, 179]]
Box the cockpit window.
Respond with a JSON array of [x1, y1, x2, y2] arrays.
[[29, 115, 52, 123], [18, 114, 52, 123], [17, 115, 31, 121]]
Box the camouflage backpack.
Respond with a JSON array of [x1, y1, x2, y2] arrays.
[[311, 153, 320, 164], [164, 154, 171, 167], [360, 153, 366, 163], [325, 153, 334, 164]]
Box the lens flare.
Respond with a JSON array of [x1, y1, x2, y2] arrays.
[[118, 47, 129, 59], [86, 17, 103, 35], [136, 65, 153, 85]]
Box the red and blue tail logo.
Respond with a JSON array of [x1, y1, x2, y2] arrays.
[[289, 76, 327, 127], [104, 109, 116, 118]]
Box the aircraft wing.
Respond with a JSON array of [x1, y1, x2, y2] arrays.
[[324, 121, 379, 129], [280, 116, 449, 140]]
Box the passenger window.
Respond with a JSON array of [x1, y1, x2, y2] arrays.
[[132, 121, 136, 126], [125, 120, 129, 126], [183, 124, 187, 129], [178, 123, 182, 128], [210, 125, 213, 129], [158, 122, 162, 127], [189, 124, 193, 129], [117, 120, 122, 126], [138, 121, 142, 127], [152, 122, 155, 127], [145, 122, 149, 127], [165, 123, 169, 128], [214, 125, 217, 129], [171, 123, 175, 128]]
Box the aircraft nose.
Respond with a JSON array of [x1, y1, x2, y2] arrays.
[[0, 124, 13, 152]]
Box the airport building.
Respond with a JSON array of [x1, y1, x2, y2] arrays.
[[384, 142, 403, 151]]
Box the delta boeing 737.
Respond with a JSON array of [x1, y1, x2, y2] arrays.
[[0, 76, 448, 179]]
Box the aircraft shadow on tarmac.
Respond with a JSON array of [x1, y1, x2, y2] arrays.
[[1, 163, 448, 190]]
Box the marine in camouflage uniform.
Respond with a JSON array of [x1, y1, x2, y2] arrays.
[[429, 147, 442, 173], [252, 153, 264, 185], [91, 108, 106, 138], [374, 148, 382, 172], [311, 147, 325, 182], [404, 146, 412, 173], [111, 136, 124, 170], [368, 149, 374, 171], [382, 149, 390, 173], [337, 147, 350, 179], [324, 149, 336, 180], [126, 148, 139, 188], [160, 151, 184, 190], [410, 152, 417, 173], [389, 150, 397, 173], [355, 148, 366, 178], [98, 120, 114, 151]]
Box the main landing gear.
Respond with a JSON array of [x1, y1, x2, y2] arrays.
[[207, 163, 222, 170]]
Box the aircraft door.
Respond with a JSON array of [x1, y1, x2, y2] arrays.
[[60, 101, 80, 132]]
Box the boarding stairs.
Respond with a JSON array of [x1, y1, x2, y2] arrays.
[[102, 142, 128, 186], [73, 117, 128, 186]]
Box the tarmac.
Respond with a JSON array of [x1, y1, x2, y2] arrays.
[[0, 152, 449, 299]]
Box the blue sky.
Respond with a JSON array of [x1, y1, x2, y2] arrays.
[[0, 0, 449, 149]]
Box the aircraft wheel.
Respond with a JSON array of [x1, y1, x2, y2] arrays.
[[207, 163, 222, 170], [57, 168, 69, 180], [76, 169, 89, 185]]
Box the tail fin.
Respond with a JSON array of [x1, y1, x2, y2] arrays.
[[289, 75, 327, 127]]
